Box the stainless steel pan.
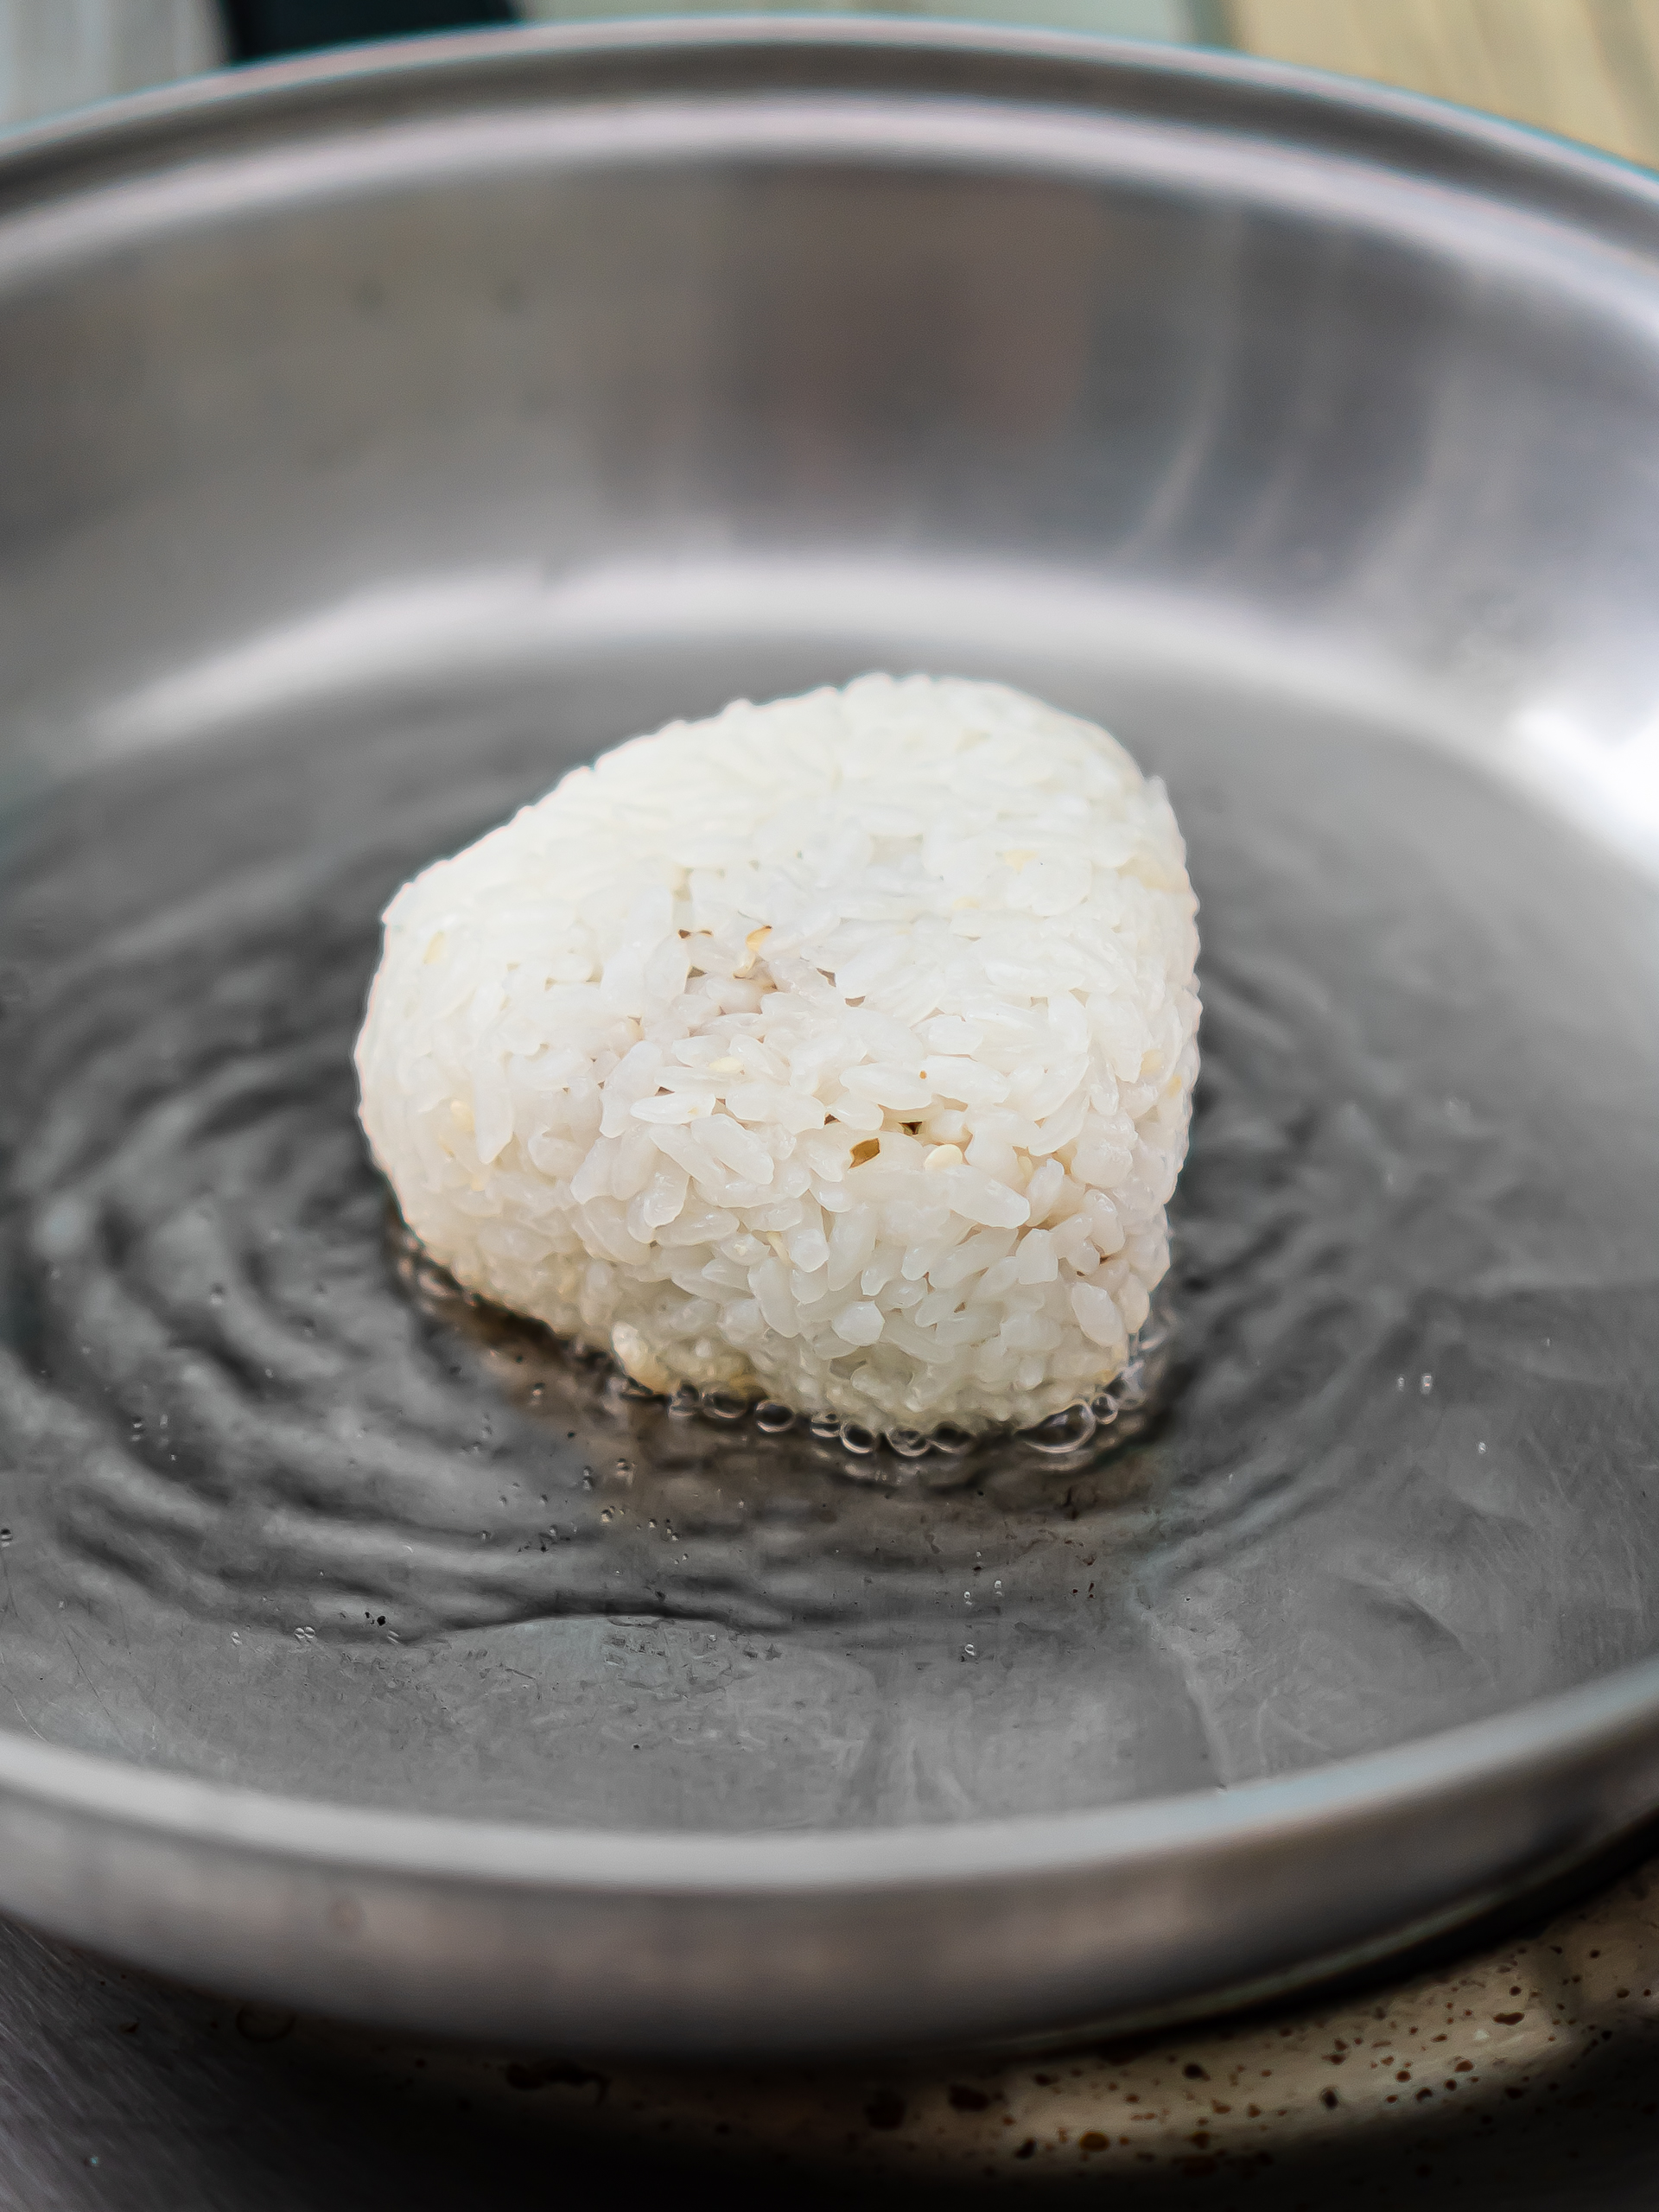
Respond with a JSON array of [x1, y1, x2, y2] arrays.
[[3, 20, 1659, 2054]]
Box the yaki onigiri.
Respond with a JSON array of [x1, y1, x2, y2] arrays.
[[355, 675, 1200, 1437]]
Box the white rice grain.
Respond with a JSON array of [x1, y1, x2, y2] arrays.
[[356, 674, 1199, 1433]]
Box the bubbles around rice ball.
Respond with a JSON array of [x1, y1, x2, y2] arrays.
[[355, 674, 1200, 1436]]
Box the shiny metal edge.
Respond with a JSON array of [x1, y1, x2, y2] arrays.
[[0, 15, 1657, 228], [1, 1641, 1657, 1889], [981, 1809, 1659, 2054]]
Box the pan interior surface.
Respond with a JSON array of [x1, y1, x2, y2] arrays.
[[4, 614, 1658, 1835], [2, 31, 1658, 1859]]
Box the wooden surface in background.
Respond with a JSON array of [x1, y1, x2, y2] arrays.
[[1224, 0, 1659, 166]]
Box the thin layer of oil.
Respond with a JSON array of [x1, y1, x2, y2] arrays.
[[2, 657, 1658, 1829]]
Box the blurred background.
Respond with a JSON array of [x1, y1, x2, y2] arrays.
[[5, 0, 1659, 168]]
